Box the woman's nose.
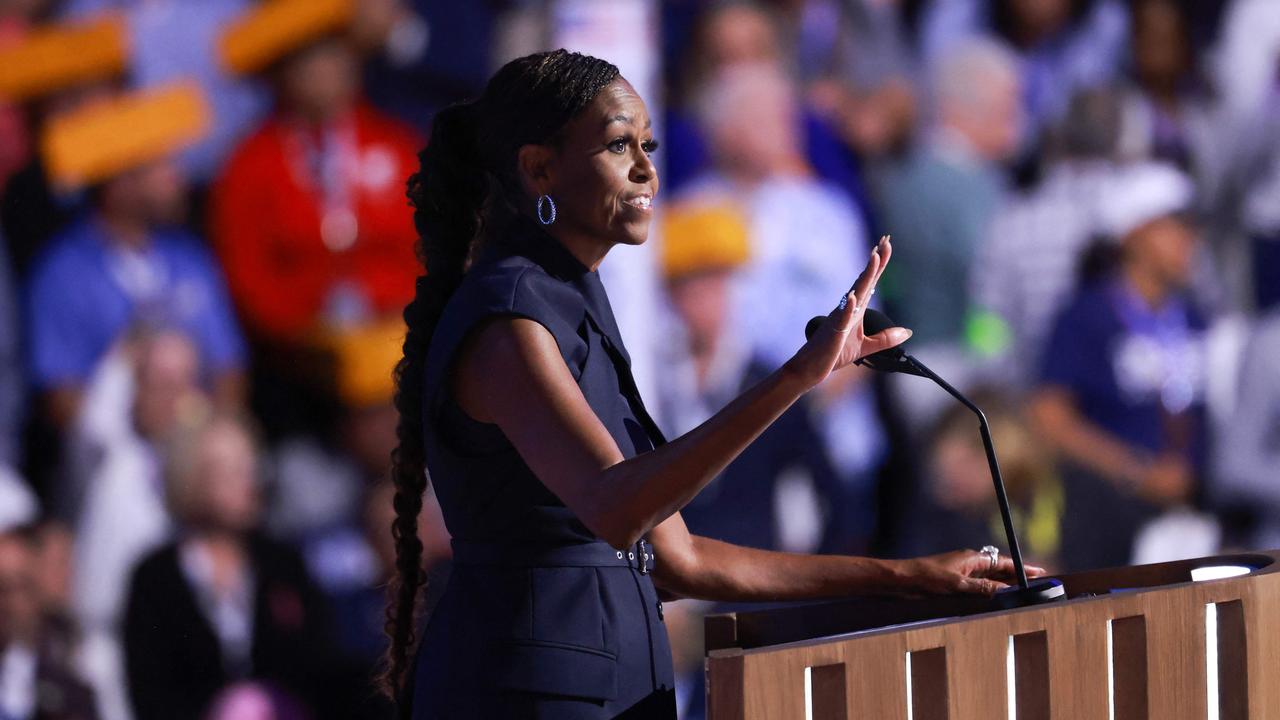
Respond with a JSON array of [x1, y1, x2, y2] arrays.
[[631, 150, 655, 183]]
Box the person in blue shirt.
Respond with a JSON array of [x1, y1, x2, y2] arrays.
[[1030, 163, 1207, 570], [25, 158, 246, 430]]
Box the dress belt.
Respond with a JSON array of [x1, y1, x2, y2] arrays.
[[450, 538, 655, 574]]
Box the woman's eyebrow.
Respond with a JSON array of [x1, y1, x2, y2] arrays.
[[604, 113, 652, 129]]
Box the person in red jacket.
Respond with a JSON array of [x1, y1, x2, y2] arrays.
[[212, 33, 422, 345]]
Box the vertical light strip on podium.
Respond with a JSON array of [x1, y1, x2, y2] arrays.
[[803, 665, 812, 720], [905, 647, 948, 720], [803, 663, 847, 720], [1207, 603, 1219, 720], [1006, 636, 1016, 720], [905, 651, 913, 720], [1106, 619, 1114, 720]]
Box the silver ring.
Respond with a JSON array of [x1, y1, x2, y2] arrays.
[[980, 545, 999, 571]]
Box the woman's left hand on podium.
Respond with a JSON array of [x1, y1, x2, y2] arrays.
[[892, 550, 1047, 596]]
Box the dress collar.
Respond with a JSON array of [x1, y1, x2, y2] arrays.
[[495, 216, 591, 283], [490, 217, 632, 364]]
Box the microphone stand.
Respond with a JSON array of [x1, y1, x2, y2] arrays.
[[879, 351, 1065, 608]]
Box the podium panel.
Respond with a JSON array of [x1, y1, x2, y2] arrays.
[[705, 551, 1280, 719]]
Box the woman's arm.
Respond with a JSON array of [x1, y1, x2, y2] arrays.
[[456, 239, 907, 550], [649, 512, 1034, 601]]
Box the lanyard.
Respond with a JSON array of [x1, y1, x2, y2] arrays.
[[284, 117, 360, 252]]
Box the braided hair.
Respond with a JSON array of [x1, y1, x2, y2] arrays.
[[382, 49, 620, 706]]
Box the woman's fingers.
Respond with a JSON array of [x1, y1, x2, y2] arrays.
[[852, 246, 882, 303], [834, 292, 858, 334], [870, 235, 892, 287], [959, 576, 1009, 595], [980, 556, 1019, 580], [858, 327, 912, 358], [979, 556, 1050, 582]]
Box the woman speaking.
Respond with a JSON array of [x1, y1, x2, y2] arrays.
[[383, 50, 1036, 718]]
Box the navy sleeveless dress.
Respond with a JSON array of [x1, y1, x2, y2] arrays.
[[409, 218, 676, 718]]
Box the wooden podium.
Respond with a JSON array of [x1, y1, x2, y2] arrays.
[[704, 551, 1280, 719]]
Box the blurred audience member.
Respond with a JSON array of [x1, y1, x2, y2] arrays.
[[877, 39, 1021, 348], [799, 0, 919, 160], [1116, 0, 1217, 178], [212, 28, 421, 437], [1214, 309, 1280, 549], [25, 89, 246, 432], [212, 33, 421, 344], [0, 483, 98, 720], [687, 61, 867, 369], [654, 199, 845, 552], [1216, 66, 1280, 312], [124, 413, 332, 720], [971, 89, 1123, 387], [921, 0, 1128, 142], [666, 2, 874, 218], [68, 331, 206, 720], [1031, 162, 1209, 569], [899, 392, 1063, 570]]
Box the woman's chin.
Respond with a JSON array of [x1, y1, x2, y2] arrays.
[[616, 220, 652, 246]]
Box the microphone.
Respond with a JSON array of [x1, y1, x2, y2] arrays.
[[806, 308, 1065, 609], [806, 308, 927, 377]]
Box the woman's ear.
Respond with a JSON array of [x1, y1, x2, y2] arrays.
[[516, 143, 556, 198]]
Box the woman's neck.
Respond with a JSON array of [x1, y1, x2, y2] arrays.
[[545, 224, 611, 272]]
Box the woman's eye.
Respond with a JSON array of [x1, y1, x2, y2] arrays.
[[608, 138, 628, 153], [642, 139, 660, 155]]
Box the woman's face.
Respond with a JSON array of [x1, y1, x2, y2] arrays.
[[543, 78, 660, 248]]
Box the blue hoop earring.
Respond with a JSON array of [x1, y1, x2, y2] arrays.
[[536, 194, 557, 225]]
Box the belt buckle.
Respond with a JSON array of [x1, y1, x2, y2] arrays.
[[637, 539, 649, 575]]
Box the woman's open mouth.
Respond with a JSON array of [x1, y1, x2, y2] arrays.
[[622, 193, 653, 212]]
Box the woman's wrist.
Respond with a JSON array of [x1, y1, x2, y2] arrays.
[[857, 556, 912, 595], [779, 354, 824, 393]]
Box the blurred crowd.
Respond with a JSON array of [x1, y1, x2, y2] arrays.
[[1, 0, 1279, 718]]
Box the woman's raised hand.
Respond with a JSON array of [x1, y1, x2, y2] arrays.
[[785, 236, 912, 388]]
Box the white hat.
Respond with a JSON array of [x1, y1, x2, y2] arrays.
[[0, 465, 39, 534], [1097, 162, 1195, 240]]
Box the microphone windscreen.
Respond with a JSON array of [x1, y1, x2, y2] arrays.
[[804, 315, 825, 341], [862, 308, 896, 335], [804, 307, 900, 340]]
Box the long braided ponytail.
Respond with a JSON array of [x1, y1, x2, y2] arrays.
[[382, 49, 620, 707]]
